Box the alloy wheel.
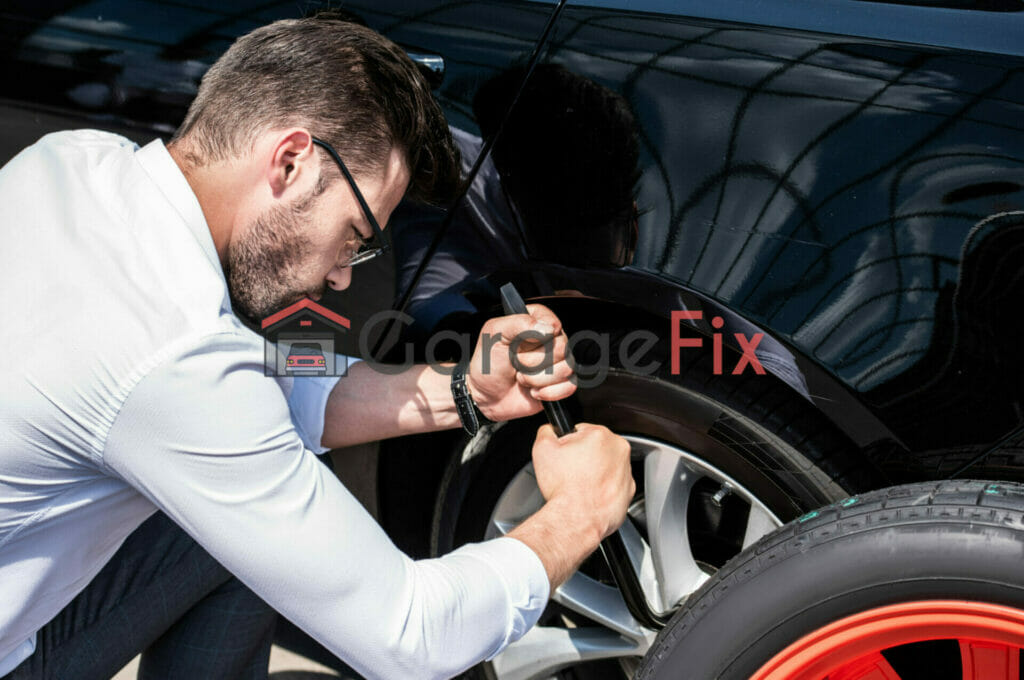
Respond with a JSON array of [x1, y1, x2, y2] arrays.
[[483, 435, 784, 680]]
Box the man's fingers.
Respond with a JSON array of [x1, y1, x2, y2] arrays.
[[529, 381, 578, 402], [534, 423, 557, 444], [517, 359, 574, 387], [483, 313, 555, 346], [511, 325, 559, 352], [570, 422, 618, 440], [525, 304, 562, 336], [546, 421, 613, 447], [481, 303, 564, 349], [513, 334, 569, 373]]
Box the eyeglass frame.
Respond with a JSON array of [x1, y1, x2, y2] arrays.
[[311, 136, 390, 268]]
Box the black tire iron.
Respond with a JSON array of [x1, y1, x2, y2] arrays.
[[499, 282, 668, 629], [499, 283, 575, 436]]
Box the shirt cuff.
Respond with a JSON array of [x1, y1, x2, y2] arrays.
[[0, 634, 36, 676], [284, 356, 358, 453], [451, 536, 550, 658]]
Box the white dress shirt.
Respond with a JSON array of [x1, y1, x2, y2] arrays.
[[0, 131, 548, 678]]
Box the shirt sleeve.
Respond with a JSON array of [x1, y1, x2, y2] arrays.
[[101, 332, 549, 680], [278, 354, 358, 454]]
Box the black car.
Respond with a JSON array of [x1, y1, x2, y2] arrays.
[[4, 1, 1024, 678]]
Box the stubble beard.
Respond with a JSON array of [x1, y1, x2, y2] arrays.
[[226, 189, 323, 324]]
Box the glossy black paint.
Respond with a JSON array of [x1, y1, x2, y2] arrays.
[[0, 0, 555, 166], [602, 0, 1024, 58], [527, 4, 1024, 468], [483, 263, 902, 451], [2, 0, 1023, 499]]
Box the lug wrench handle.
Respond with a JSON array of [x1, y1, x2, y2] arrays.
[[499, 283, 575, 437], [499, 282, 668, 629]]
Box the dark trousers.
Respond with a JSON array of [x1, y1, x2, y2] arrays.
[[5, 512, 277, 680]]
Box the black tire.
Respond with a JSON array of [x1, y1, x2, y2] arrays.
[[636, 479, 1024, 680], [432, 329, 885, 678]]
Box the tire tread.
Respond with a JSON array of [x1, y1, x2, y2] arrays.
[[636, 479, 1024, 678]]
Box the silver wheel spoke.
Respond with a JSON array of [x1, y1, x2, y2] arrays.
[[483, 436, 783, 679], [489, 626, 642, 680], [643, 448, 709, 611], [742, 503, 779, 549], [488, 463, 545, 539], [616, 517, 666, 614], [551, 572, 646, 641]]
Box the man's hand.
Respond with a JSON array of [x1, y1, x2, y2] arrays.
[[466, 304, 576, 422], [507, 423, 635, 589], [320, 304, 575, 448], [532, 423, 635, 542]]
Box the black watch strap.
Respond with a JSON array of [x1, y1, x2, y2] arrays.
[[451, 365, 488, 436]]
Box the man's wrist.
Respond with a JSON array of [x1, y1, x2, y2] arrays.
[[507, 497, 604, 589], [543, 495, 606, 549], [451, 364, 491, 436]]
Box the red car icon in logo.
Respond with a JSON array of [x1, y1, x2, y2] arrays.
[[286, 342, 327, 372]]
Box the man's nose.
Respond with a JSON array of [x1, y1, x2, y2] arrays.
[[325, 264, 353, 292]]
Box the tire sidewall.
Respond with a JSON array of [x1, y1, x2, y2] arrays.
[[639, 484, 1024, 679]]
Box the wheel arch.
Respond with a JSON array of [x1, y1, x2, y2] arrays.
[[377, 269, 902, 557], [508, 267, 905, 456]]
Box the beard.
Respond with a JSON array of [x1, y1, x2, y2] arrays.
[[225, 189, 324, 325]]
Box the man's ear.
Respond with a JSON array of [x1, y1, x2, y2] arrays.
[[267, 128, 315, 198]]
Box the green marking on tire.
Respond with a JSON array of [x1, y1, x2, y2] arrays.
[[985, 486, 1002, 495], [840, 497, 858, 507], [798, 510, 820, 522]]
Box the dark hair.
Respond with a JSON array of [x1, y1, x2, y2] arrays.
[[172, 18, 459, 205]]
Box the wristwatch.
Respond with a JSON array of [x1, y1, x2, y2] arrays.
[[451, 364, 490, 436]]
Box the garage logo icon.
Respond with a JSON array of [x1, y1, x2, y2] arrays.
[[261, 298, 351, 377]]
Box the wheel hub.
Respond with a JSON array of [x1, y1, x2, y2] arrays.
[[751, 600, 1024, 680], [484, 435, 784, 680]]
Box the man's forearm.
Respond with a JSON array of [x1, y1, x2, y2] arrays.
[[321, 362, 459, 448], [506, 497, 604, 590]]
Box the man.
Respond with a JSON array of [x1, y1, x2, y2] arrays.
[[0, 16, 634, 680]]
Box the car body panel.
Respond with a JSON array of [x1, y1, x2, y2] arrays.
[[573, 0, 1024, 58], [3, 0, 1024, 522], [520, 2, 1024, 459], [0, 0, 558, 168], [492, 264, 904, 450], [389, 0, 1024, 470]]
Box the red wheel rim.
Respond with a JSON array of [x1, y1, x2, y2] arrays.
[[750, 600, 1024, 680]]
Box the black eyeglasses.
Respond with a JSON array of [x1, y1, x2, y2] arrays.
[[311, 136, 390, 267]]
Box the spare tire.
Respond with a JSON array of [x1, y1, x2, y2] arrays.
[[636, 480, 1024, 680]]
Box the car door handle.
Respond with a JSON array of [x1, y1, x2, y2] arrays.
[[405, 49, 445, 88]]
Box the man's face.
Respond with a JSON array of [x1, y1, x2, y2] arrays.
[[226, 146, 409, 323]]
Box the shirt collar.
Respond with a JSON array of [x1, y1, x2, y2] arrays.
[[134, 138, 226, 285]]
